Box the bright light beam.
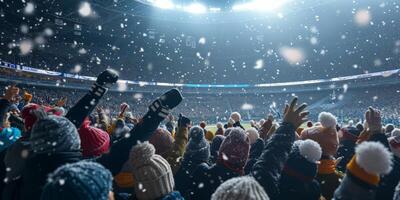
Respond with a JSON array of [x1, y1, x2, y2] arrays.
[[232, 0, 288, 12], [184, 3, 207, 14], [153, 0, 175, 9]]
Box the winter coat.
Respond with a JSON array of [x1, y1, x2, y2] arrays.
[[18, 151, 82, 200], [336, 127, 360, 172], [251, 122, 296, 200], [189, 163, 241, 200], [165, 127, 189, 174], [278, 175, 321, 200], [333, 172, 377, 200], [244, 138, 264, 175]]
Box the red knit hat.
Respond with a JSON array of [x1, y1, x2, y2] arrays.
[[218, 128, 250, 174], [78, 119, 110, 158], [149, 128, 174, 158], [21, 103, 61, 132], [199, 121, 206, 129]]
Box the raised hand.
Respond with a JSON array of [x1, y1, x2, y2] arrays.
[[283, 97, 309, 129], [178, 113, 191, 128], [96, 69, 119, 87], [365, 107, 382, 133]]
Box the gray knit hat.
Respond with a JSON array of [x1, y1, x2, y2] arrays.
[[41, 161, 112, 200], [30, 115, 80, 154], [211, 176, 269, 200], [129, 142, 174, 200], [184, 126, 210, 162]]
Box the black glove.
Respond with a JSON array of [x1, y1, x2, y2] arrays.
[[96, 69, 119, 87], [178, 113, 191, 128], [149, 89, 183, 119]]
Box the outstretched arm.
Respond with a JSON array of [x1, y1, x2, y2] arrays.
[[96, 89, 183, 175], [65, 69, 118, 128], [251, 97, 309, 199]]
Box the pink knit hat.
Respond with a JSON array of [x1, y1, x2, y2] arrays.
[[78, 119, 110, 158], [218, 128, 250, 174]]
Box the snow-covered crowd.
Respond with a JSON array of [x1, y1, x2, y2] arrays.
[[1, 69, 400, 200]]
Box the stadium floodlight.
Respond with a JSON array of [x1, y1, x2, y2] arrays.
[[184, 3, 207, 14], [209, 7, 221, 12], [152, 0, 175, 9], [232, 0, 288, 12]]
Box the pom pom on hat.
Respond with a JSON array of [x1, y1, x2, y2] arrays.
[[297, 139, 322, 163], [216, 122, 223, 129], [355, 141, 393, 175], [245, 128, 259, 145], [211, 176, 269, 200], [130, 142, 156, 167], [318, 112, 337, 128]]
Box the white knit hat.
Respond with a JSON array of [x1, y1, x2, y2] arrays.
[[245, 128, 259, 145], [230, 112, 241, 123], [129, 142, 174, 200], [318, 112, 337, 128], [211, 176, 269, 200]]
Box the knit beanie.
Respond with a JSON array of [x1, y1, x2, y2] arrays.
[[283, 140, 322, 182], [21, 104, 50, 132], [245, 128, 259, 145], [216, 122, 223, 129], [346, 141, 393, 186], [389, 136, 400, 158], [41, 161, 112, 200], [130, 142, 174, 200], [184, 126, 210, 162], [149, 128, 174, 158], [230, 112, 241, 123], [210, 135, 225, 163], [224, 127, 234, 137], [30, 115, 80, 154], [0, 127, 21, 152], [211, 176, 269, 200], [205, 130, 215, 142], [218, 128, 250, 174], [78, 119, 110, 158]]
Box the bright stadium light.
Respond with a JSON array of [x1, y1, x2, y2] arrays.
[[152, 0, 175, 9], [78, 2, 92, 17], [184, 3, 207, 14], [232, 0, 289, 12]]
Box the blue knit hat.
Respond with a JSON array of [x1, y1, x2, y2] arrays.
[[30, 115, 80, 154], [41, 161, 112, 200], [184, 126, 210, 162], [0, 127, 21, 152]]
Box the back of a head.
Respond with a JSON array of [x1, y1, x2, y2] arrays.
[[211, 176, 269, 200], [230, 112, 241, 123], [149, 128, 174, 157], [185, 126, 210, 162], [129, 142, 174, 200], [41, 161, 112, 200], [218, 128, 250, 173], [30, 115, 80, 154]]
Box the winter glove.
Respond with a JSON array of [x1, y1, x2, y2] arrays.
[[96, 69, 119, 87], [90, 69, 119, 97], [149, 89, 183, 119], [178, 113, 191, 128]]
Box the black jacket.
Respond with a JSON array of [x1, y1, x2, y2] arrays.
[[251, 122, 296, 200]]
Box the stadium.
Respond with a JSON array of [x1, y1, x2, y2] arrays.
[[0, 0, 400, 199]]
